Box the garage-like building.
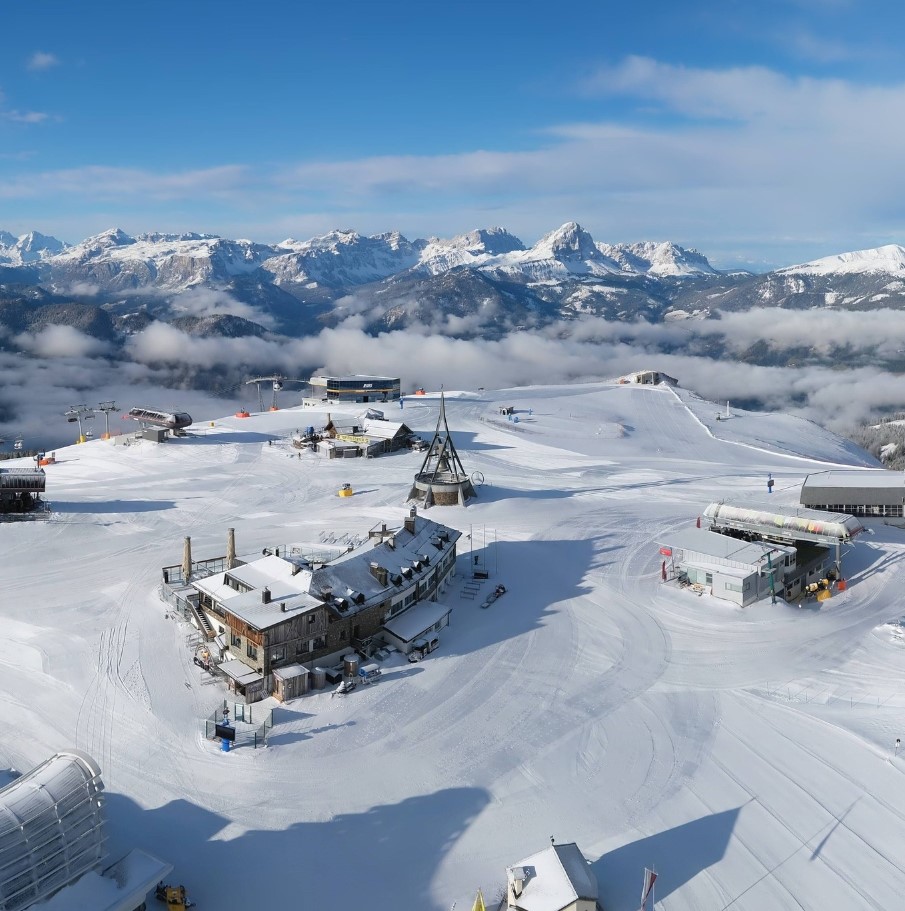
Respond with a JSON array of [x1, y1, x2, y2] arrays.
[[801, 469, 905, 518]]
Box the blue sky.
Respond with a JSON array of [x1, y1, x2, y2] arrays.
[[3, 0, 905, 267]]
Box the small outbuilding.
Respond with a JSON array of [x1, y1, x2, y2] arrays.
[[381, 600, 452, 654], [272, 664, 309, 701], [660, 527, 795, 606], [503, 842, 601, 911]]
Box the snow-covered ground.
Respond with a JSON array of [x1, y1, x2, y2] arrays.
[[2, 382, 903, 910]]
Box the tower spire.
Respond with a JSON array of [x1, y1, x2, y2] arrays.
[[408, 391, 476, 507]]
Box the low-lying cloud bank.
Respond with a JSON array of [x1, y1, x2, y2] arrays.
[[2, 309, 904, 452]]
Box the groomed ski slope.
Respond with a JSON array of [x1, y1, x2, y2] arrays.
[[1, 381, 903, 911]]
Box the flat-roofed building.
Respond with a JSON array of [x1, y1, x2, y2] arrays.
[[660, 527, 796, 606], [309, 374, 401, 403], [801, 469, 905, 518]]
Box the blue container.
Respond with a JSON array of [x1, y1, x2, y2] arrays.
[[221, 737, 231, 752]]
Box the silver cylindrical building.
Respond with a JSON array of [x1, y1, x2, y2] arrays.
[[0, 750, 105, 910]]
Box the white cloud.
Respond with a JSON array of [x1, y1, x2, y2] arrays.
[[13, 325, 110, 358], [1, 110, 49, 124], [8, 58, 905, 266], [26, 52, 60, 72]]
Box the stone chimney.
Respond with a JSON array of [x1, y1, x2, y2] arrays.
[[226, 527, 236, 569], [182, 536, 192, 583], [369, 562, 388, 587], [404, 506, 417, 534]]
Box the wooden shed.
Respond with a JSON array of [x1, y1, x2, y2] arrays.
[[272, 664, 309, 701]]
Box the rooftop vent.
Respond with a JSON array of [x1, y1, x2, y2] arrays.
[[262, 587, 271, 604]]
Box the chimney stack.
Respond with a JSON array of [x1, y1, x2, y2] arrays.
[[182, 536, 192, 583], [226, 527, 236, 569], [404, 507, 417, 534], [262, 586, 271, 604]]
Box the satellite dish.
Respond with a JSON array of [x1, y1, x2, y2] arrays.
[[470, 470, 485, 487], [273, 381, 283, 391]]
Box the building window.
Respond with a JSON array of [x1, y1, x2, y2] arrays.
[[705, 573, 713, 585], [270, 649, 284, 663], [231, 633, 241, 648], [308, 614, 316, 624], [247, 643, 258, 660]]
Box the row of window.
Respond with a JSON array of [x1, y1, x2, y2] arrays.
[[809, 503, 904, 518]]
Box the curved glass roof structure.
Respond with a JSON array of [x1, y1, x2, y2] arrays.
[[0, 750, 105, 910]]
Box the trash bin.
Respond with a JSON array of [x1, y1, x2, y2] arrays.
[[221, 737, 231, 752]]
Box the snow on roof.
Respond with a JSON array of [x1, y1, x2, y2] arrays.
[[508, 843, 597, 911], [272, 664, 308, 680], [222, 588, 321, 630], [311, 515, 460, 606], [362, 418, 409, 439], [665, 528, 791, 565], [34, 849, 173, 911], [219, 659, 263, 684], [802, 469, 905, 490], [382, 601, 453, 643]]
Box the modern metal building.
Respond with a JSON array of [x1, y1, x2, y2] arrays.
[[701, 500, 864, 598], [308, 375, 401, 403], [660, 528, 796, 607], [0, 750, 105, 910], [801, 469, 905, 518]]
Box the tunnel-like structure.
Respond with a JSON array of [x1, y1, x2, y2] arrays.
[[0, 750, 105, 910]]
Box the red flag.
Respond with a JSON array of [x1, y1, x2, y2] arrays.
[[641, 868, 657, 910]]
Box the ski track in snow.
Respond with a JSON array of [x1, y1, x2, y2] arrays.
[[3, 384, 905, 911]]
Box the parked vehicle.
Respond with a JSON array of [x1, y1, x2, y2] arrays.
[[332, 678, 357, 696], [358, 663, 382, 684], [408, 635, 440, 662]]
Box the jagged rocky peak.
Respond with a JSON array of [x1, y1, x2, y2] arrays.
[[534, 222, 603, 261], [84, 227, 136, 249], [136, 231, 219, 243], [16, 230, 67, 255], [601, 240, 717, 276], [0, 230, 16, 247], [447, 227, 525, 255]]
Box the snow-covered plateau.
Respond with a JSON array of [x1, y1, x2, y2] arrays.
[[2, 382, 904, 911]]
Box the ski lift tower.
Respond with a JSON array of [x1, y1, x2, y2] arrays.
[[64, 405, 94, 444], [245, 375, 306, 412], [96, 401, 117, 439], [408, 392, 476, 507]]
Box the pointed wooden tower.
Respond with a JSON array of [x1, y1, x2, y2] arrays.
[[408, 392, 476, 507]]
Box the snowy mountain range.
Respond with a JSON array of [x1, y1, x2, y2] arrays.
[[0, 222, 718, 291], [5, 221, 905, 362]]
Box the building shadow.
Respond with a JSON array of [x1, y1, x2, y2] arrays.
[[51, 499, 177, 513], [104, 785, 490, 911], [593, 806, 742, 910], [446, 536, 597, 657]]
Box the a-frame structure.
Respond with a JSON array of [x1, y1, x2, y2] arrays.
[[408, 393, 476, 507]]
